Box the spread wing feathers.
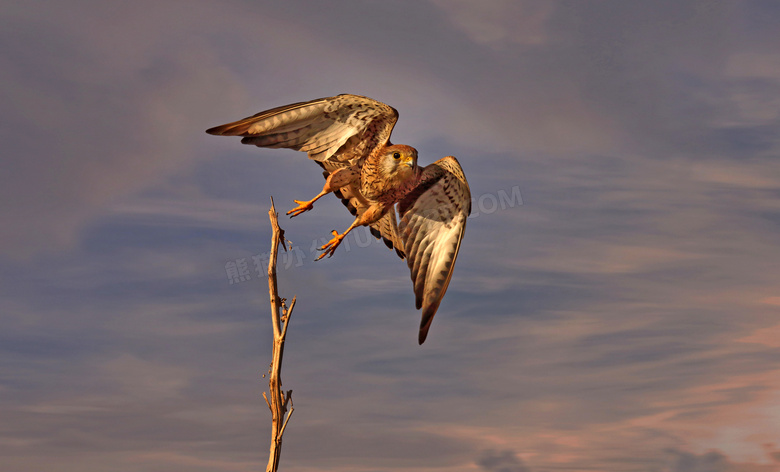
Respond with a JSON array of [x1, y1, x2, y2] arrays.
[[371, 211, 405, 258], [205, 94, 398, 163], [398, 156, 471, 344]]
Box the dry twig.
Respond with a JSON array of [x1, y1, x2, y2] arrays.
[[265, 197, 295, 472]]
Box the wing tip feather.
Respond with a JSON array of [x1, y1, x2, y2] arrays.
[[418, 305, 438, 344], [205, 124, 233, 136]]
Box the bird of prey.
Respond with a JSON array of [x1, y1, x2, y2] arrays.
[[206, 94, 470, 344]]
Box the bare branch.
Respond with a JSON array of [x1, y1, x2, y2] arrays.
[[262, 391, 271, 411], [279, 407, 295, 438], [281, 296, 296, 339], [265, 197, 295, 472]]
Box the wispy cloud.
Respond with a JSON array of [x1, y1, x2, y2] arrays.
[[3, 1, 780, 471]]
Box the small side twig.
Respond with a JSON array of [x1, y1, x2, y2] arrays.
[[265, 197, 295, 472]]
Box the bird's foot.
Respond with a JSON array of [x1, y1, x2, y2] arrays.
[[316, 230, 344, 260], [286, 199, 314, 218]]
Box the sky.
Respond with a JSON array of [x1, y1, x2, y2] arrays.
[[2, 1, 780, 471]]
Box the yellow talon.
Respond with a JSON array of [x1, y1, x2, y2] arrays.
[[316, 230, 343, 260], [286, 199, 314, 218]]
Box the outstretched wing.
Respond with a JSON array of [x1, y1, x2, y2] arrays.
[[206, 94, 398, 163], [398, 156, 471, 344]]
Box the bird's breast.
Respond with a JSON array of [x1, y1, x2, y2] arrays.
[[360, 165, 418, 203]]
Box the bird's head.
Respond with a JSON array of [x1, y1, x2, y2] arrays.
[[381, 144, 419, 182]]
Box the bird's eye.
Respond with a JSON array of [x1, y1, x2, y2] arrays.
[[393, 152, 401, 159]]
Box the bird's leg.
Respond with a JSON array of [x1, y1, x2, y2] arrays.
[[316, 229, 352, 261], [287, 166, 360, 217], [316, 203, 385, 260], [287, 189, 327, 218]]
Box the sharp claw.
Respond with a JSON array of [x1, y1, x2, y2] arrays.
[[286, 199, 313, 218], [315, 230, 342, 260]]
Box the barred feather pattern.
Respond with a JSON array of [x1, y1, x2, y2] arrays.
[[206, 95, 470, 344]]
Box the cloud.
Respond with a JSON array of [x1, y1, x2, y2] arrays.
[[1, 2, 250, 258], [4, 1, 780, 472], [430, 0, 554, 47], [477, 449, 531, 472], [662, 448, 780, 472]]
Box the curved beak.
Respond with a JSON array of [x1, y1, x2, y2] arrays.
[[404, 157, 415, 169]]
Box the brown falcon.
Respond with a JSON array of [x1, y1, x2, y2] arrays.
[[206, 94, 471, 344]]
